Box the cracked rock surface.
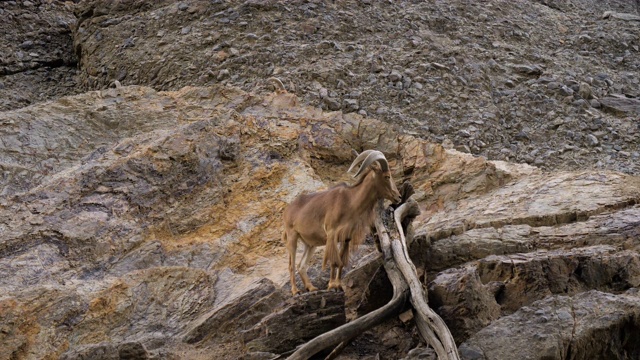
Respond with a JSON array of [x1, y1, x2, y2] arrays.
[[2, 0, 640, 359], [1, 85, 639, 360]]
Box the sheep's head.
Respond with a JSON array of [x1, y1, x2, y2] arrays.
[[348, 150, 401, 204]]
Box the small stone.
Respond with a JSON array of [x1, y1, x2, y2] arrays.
[[324, 97, 341, 111], [217, 69, 230, 80], [572, 99, 589, 108], [547, 82, 561, 90], [388, 69, 402, 82], [343, 99, 359, 112], [558, 86, 574, 96], [178, 3, 188, 11], [118, 341, 149, 359], [123, 37, 135, 48], [431, 62, 450, 70], [458, 130, 472, 138], [578, 82, 592, 99], [181, 26, 191, 35], [515, 131, 529, 140], [586, 134, 599, 146], [513, 64, 543, 76], [349, 90, 362, 98], [399, 309, 413, 323]]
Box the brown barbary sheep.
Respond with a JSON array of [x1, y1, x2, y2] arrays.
[[282, 150, 401, 295]]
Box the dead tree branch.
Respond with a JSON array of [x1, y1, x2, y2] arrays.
[[391, 199, 460, 360]]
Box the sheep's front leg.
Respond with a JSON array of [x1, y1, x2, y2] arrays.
[[327, 264, 341, 291], [333, 239, 350, 292]]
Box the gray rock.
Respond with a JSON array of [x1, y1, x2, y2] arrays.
[[118, 342, 149, 360], [389, 69, 403, 82], [558, 85, 574, 96], [183, 278, 285, 344], [324, 97, 341, 111], [461, 290, 640, 360], [60, 343, 119, 360], [242, 291, 345, 353], [343, 98, 359, 112], [586, 134, 599, 146]]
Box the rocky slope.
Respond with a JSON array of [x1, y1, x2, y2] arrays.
[[2, 85, 639, 360], [70, 0, 640, 175], [0, 0, 79, 111], [1, 1, 640, 360]]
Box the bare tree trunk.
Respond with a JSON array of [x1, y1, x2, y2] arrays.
[[389, 199, 460, 360]]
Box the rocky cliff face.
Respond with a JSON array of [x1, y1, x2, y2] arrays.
[[2, 84, 639, 360], [1, 1, 640, 360]]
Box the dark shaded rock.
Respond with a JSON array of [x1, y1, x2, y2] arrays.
[[429, 266, 501, 343], [460, 290, 640, 360], [242, 291, 346, 353], [599, 96, 640, 116], [343, 253, 394, 320], [118, 342, 149, 360], [183, 278, 285, 344], [60, 343, 118, 360], [430, 245, 640, 343]]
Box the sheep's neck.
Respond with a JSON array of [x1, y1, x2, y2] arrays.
[[349, 175, 380, 215]]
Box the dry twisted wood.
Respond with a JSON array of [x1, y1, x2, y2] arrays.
[[391, 199, 460, 360]]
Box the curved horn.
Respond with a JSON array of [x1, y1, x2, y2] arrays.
[[353, 150, 389, 178], [347, 149, 376, 174]]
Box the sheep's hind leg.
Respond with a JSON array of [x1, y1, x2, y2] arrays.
[[298, 243, 318, 292], [285, 230, 300, 296]]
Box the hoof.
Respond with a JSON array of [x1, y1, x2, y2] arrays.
[[291, 289, 300, 296], [326, 282, 344, 292], [307, 286, 319, 292]]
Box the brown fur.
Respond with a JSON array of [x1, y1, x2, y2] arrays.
[[282, 154, 401, 295]]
